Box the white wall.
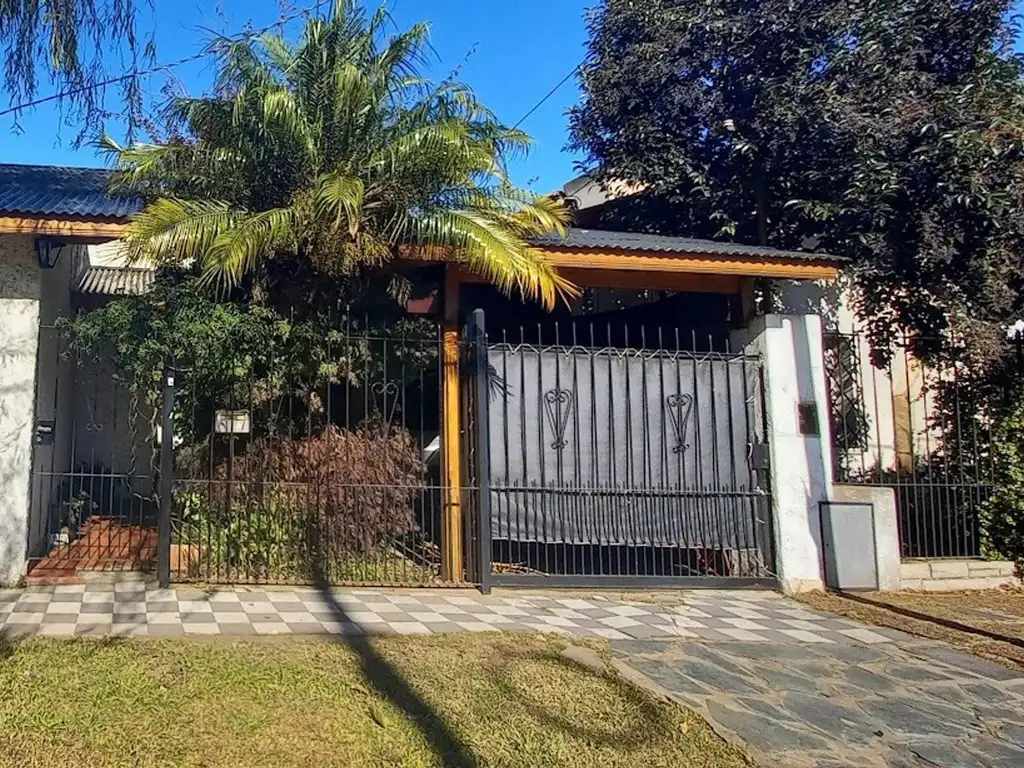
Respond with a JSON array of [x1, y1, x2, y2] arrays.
[[0, 236, 40, 585], [733, 314, 832, 593]]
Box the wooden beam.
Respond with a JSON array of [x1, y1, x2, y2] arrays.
[[0, 215, 129, 241], [440, 267, 464, 582], [400, 245, 841, 282], [538, 247, 841, 281]]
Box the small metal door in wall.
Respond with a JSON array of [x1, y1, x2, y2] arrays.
[[819, 501, 879, 590]]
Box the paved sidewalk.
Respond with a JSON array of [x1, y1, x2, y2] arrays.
[[612, 638, 1024, 768], [0, 583, 906, 641]]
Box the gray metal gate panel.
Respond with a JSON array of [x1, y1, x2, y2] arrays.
[[488, 345, 760, 548], [466, 310, 776, 589]]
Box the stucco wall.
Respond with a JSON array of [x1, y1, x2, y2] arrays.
[[0, 236, 40, 585]]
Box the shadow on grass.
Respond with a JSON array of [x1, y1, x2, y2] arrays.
[[492, 648, 678, 749], [836, 590, 1024, 649], [309, 563, 477, 768], [0, 628, 12, 662]]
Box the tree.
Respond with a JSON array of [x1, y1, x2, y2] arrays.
[[103, 0, 575, 309], [570, 0, 1024, 363], [1, 0, 151, 137]]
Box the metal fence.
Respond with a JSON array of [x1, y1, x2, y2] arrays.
[[465, 310, 775, 589], [823, 330, 996, 559], [167, 320, 454, 586]]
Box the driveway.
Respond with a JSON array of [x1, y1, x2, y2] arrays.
[[611, 637, 1024, 768]]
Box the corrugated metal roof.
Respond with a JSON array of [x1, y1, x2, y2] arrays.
[[531, 227, 845, 262], [74, 266, 154, 295], [0, 163, 141, 219]]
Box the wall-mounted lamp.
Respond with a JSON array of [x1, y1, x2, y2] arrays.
[[34, 237, 66, 269]]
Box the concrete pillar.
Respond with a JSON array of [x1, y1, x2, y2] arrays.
[[0, 236, 41, 586], [733, 314, 833, 593]]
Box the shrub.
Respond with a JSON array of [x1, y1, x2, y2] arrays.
[[176, 423, 427, 579], [981, 387, 1024, 566]]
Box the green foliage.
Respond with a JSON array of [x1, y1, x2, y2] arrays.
[[570, 0, 1024, 363], [178, 490, 301, 580], [103, 0, 575, 309], [61, 271, 437, 444], [981, 386, 1024, 564]]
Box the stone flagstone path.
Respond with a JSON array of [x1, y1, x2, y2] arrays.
[[611, 638, 1024, 768]]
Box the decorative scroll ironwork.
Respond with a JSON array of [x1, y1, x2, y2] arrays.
[[666, 393, 693, 454], [543, 388, 574, 451], [371, 380, 401, 426]]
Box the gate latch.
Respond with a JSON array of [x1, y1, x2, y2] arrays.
[[34, 419, 55, 445], [748, 442, 770, 471]]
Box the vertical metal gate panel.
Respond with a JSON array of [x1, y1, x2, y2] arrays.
[[468, 312, 775, 589], [29, 322, 159, 578], [823, 329, 994, 559]]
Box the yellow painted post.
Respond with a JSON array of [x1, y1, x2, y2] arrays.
[[440, 268, 464, 581]]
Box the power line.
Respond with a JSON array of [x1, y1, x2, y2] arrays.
[[0, 0, 331, 118], [511, 63, 582, 130]]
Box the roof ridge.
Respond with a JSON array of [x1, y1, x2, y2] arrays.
[[0, 162, 111, 173]]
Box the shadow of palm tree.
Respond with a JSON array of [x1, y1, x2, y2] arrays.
[[491, 648, 676, 748], [308, 552, 477, 768], [0, 627, 14, 663]]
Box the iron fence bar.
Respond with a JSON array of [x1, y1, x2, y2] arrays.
[[822, 328, 997, 560], [157, 366, 175, 588], [467, 309, 493, 592]]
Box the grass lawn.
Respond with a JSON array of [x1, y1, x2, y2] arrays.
[[0, 633, 750, 768], [795, 588, 1024, 671]]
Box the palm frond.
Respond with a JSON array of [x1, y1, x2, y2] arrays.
[[202, 207, 299, 288], [125, 198, 240, 266], [109, 2, 573, 310], [412, 209, 577, 309], [315, 172, 365, 235]]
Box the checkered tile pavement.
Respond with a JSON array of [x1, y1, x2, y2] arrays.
[[0, 584, 906, 643]]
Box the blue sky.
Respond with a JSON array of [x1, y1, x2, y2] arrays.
[[0, 0, 591, 192]]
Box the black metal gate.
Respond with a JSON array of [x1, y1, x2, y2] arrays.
[[464, 310, 775, 589], [28, 321, 159, 578], [166, 322, 450, 586]]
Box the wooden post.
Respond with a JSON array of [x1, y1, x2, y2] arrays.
[[440, 268, 464, 581]]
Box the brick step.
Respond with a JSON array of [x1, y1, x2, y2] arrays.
[[27, 517, 157, 586]]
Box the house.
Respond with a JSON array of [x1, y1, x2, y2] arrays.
[[561, 174, 1021, 591], [9, 160, 944, 596]]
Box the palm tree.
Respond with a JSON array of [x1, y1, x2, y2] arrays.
[[104, 1, 575, 309]]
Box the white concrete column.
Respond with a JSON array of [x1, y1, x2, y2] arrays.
[[733, 314, 833, 593], [0, 236, 41, 586]]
